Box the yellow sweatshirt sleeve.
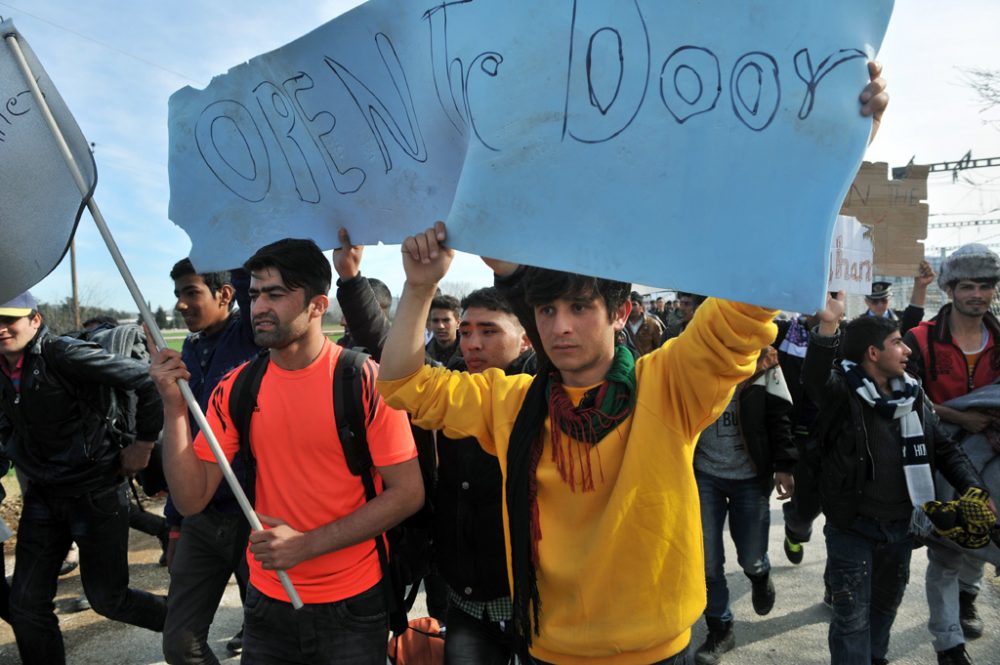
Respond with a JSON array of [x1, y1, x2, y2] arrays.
[[378, 364, 532, 456], [646, 298, 778, 440]]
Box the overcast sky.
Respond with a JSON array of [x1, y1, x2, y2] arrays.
[[3, 0, 1000, 313]]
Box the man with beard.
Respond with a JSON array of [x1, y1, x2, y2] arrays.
[[904, 244, 1000, 665], [150, 239, 423, 665]]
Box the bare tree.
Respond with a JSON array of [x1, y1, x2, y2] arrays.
[[965, 67, 1000, 129], [440, 280, 476, 300]]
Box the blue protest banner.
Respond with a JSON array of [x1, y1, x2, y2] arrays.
[[168, 0, 894, 312]]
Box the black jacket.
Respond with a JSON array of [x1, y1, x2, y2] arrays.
[[802, 330, 982, 529], [434, 350, 535, 602], [736, 375, 797, 494], [0, 327, 163, 494]]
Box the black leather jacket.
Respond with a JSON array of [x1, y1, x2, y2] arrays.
[[0, 327, 163, 494], [802, 330, 982, 529]]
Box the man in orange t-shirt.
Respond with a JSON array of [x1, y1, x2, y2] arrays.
[[150, 238, 423, 665]]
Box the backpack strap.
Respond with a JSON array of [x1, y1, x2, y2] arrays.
[[227, 351, 270, 504], [333, 348, 409, 634], [333, 348, 373, 480]]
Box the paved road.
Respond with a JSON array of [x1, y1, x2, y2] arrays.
[[0, 498, 997, 664]]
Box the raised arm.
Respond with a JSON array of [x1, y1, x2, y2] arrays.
[[380, 222, 454, 381], [333, 227, 391, 361], [802, 292, 845, 406]]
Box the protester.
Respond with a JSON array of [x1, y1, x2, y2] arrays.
[[803, 292, 989, 665], [694, 346, 796, 664], [162, 259, 259, 664], [376, 63, 886, 664], [651, 297, 669, 326], [0, 291, 167, 665], [662, 291, 706, 342], [774, 311, 824, 564], [377, 222, 779, 664], [150, 239, 423, 665], [623, 291, 666, 356], [427, 294, 462, 365], [860, 260, 935, 336], [903, 244, 1000, 665], [437, 287, 533, 664]]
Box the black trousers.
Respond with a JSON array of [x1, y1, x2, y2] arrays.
[[163, 508, 250, 664], [10, 482, 167, 665]]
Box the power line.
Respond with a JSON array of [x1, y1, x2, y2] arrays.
[[893, 151, 1000, 181], [0, 1, 199, 84]]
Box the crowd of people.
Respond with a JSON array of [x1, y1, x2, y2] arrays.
[[0, 59, 995, 665]]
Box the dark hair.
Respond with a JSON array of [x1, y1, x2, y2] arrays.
[[368, 278, 392, 314], [629, 291, 643, 303], [522, 267, 630, 323], [82, 315, 118, 329], [170, 258, 232, 304], [677, 292, 707, 306], [244, 238, 331, 303], [461, 286, 514, 316], [430, 294, 461, 318], [843, 316, 899, 364]]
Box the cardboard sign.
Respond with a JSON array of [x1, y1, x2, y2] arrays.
[[0, 20, 96, 304], [840, 160, 929, 276], [828, 215, 873, 295], [168, 0, 894, 312]]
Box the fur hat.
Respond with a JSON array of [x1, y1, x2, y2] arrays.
[[938, 244, 1000, 290]]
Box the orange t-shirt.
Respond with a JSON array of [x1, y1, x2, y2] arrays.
[[194, 341, 417, 603]]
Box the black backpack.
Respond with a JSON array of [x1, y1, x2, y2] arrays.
[[228, 347, 430, 634], [43, 322, 167, 494], [50, 322, 150, 447]]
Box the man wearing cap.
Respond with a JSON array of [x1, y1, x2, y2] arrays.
[[904, 244, 1000, 665], [862, 260, 935, 336], [0, 292, 167, 665]]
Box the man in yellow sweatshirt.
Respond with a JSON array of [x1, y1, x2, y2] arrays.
[[378, 224, 778, 664], [379, 66, 888, 665]]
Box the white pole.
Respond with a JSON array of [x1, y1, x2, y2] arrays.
[[3, 30, 303, 608]]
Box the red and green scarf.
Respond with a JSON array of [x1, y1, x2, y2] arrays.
[[506, 345, 637, 655]]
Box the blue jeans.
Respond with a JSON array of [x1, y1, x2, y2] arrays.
[[10, 482, 167, 665], [241, 583, 388, 665], [695, 470, 770, 623], [824, 516, 912, 665]]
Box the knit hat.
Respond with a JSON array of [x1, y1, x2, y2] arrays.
[[938, 244, 1000, 290]]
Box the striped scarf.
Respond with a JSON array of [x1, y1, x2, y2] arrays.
[[839, 359, 936, 525]]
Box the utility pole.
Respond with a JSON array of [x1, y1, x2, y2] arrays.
[[70, 239, 80, 329], [70, 141, 98, 330]]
